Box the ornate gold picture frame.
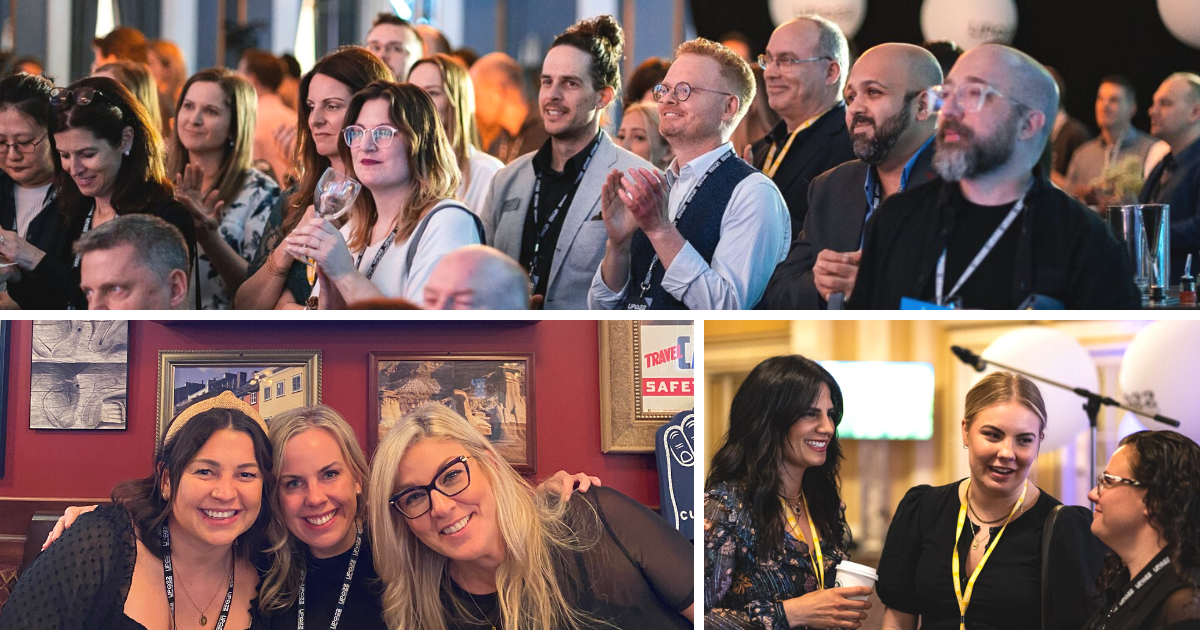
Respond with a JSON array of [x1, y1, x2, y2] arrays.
[[599, 321, 694, 453]]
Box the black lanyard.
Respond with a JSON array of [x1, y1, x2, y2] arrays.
[[631, 148, 733, 304], [1091, 554, 1173, 630], [528, 137, 600, 290], [298, 522, 362, 630], [71, 203, 97, 270], [162, 523, 236, 630], [354, 226, 400, 280], [10, 185, 54, 233]]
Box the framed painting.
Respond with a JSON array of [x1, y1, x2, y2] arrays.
[[30, 320, 129, 430], [157, 350, 322, 449], [599, 321, 694, 453], [369, 353, 535, 474]]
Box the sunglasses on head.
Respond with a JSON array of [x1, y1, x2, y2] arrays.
[[50, 87, 119, 110]]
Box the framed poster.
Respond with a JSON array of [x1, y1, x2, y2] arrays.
[[369, 353, 535, 474], [30, 320, 129, 430], [157, 350, 322, 449], [599, 321, 694, 453]]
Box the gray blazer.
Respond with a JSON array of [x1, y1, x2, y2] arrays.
[[481, 131, 654, 309]]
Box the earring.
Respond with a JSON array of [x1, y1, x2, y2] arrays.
[[963, 444, 968, 449], [123, 148, 130, 156]]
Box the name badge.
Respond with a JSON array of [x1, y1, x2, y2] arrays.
[[624, 297, 652, 310], [900, 297, 956, 310]]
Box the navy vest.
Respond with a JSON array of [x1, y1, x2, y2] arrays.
[[620, 152, 756, 309]]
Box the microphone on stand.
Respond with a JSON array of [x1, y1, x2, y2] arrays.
[[951, 346, 987, 372]]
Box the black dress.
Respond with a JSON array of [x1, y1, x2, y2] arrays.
[[266, 530, 385, 630], [1084, 550, 1200, 630], [440, 486, 693, 630], [0, 504, 265, 630], [876, 482, 1058, 630]]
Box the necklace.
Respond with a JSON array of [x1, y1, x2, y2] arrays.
[[965, 483, 1010, 525], [161, 524, 235, 629], [464, 589, 496, 630], [178, 564, 227, 626]]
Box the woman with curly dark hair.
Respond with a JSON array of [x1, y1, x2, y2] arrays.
[[705, 355, 871, 629], [1084, 430, 1200, 630]]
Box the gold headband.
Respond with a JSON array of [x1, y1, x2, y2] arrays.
[[163, 390, 269, 446]]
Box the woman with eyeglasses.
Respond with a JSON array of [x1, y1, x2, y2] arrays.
[[237, 46, 393, 310], [1083, 430, 1200, 630], [876, 372, 1104, 630], [0, 72, 64, 309], [368, 402, 694, 630], [33, 76, 194, 309], [283, 81, 483, 308], [168, 67, 279, 310], [705, 355, 869, 630]]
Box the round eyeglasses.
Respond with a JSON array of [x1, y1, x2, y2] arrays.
[[390, 455, 472, 518], [652, 82, 735, 103], [1094, 472, 1144, 497], [343, 124, 399, 148]]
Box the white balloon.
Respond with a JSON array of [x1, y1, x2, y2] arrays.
[[768, 0, 867, 38], [1158, 0, 1200, 50], [1117, 413, 1149, 441], [977, 326, 1098, 452], [920, 0, 1019, 49], [1118, 320, 1200, 444]]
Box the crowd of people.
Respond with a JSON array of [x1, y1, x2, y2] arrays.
[[0, 14, 1196, 309], [705, 357, 1200, 630]]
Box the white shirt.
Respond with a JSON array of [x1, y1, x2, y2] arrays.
[[458, 146, 504, 214], [13, 182, 51, 237], [587, 142, 791, 310], [312, 199, 482, 304]]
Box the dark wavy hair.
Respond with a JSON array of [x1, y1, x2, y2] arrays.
[[50, 76, 172, 220], [111, 408, 275, 561], [550, 15, 624, 95], [1098, 430, 1200, 591], [705, 355, 849, 555]]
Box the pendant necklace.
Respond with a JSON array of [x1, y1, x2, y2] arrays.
[[465, 590, 496, 630]]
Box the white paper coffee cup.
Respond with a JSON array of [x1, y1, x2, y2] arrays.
[[833, 560, 878, 600]]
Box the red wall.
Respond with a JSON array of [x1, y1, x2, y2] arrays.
[[1, 320, 659, 506]]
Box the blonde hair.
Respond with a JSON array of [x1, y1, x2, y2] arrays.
[[94, 60, 165, 139], [367, 402, 601, 630], [411, 54, 482, 193], [621, 103, 671, 169], [674, 38, 755, 126], [964, 371, 1048, 431], [258, 405, 371, 613], [167, 68, 258, 210]]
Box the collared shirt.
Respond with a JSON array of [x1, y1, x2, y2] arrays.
[[1065, 128, 1157, 199], [1141, 135, 1200, 281], [588, 142, 791, 310], [520, 133, 601, 296], [861, 135, 936, 242]]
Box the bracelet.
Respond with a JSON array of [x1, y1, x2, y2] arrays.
[[263, 252, 290, 277]]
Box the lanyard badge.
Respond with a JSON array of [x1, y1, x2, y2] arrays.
[[951, 480, 1027, 630]]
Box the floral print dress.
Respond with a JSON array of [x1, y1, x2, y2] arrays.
[[193, 168, 279, 309], [705, 481, 847, 629]]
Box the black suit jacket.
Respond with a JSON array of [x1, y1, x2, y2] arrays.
[[751, 104, 855, 238], [0, 173, 59, 253], [758, 142, 939, 309]]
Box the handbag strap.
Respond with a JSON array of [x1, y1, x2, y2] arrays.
[[403, 202, 485, 282], [1041, 503, 1064, 630]]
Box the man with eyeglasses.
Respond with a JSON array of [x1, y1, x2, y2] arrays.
[[759, 43, 943, 310], [750, 15, 855, 238], [364, 13, 425, 81], [1141, 72, 1200, 284], [482, 16, 651, 309], [589, 38, 789, 310], [849, 44, 1139, 310]]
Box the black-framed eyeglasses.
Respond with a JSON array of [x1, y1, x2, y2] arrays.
[[756, 53, 831, 71], [390, 455, 472, 518], [0, 135, 47, 155], [1095, 472, 1144, 496], [343, 124, 399, 148], [49, 87, 118, 110], [652, 82, 735, 103]]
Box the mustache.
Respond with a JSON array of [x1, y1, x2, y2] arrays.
[[850, 113, 875, 130], [938, 120, 973, 142]]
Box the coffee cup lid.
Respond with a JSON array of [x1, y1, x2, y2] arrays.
[[835, 560, 878, 580]]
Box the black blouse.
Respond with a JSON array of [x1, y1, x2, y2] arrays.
[[440, 486, 693, 630], [0, 504, 265, 630], [1085, 550, 1200, 630], [266, 530, 386, 630], [876, 482, 1056, 630], [246, 188, 312, 307]]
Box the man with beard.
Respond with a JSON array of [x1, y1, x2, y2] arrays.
[[482, 16, 652, 309], [590, 39, 789, 310], [1140, 72, 1200, 283], [759, 43, 942, 309], [848, 44, 1139, 310], [749, 15, 855, 238]]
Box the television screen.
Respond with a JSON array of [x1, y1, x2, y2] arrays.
[[819, 361, 935, 440]]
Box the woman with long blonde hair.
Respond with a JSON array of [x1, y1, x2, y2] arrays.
[[407, 54, 504, 213], [368, 402, 694, 630]]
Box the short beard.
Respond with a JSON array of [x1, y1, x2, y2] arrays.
[[851, 106, 913, 165], [933, 111, 1020, 182]]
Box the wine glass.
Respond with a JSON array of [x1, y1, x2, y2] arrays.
[[315, 167, 362, 220]]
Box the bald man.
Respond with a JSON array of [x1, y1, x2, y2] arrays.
[[471, 52, 548, 163], [750, 15, 855, 237], [849, 44, 1139, 310], [1141, 72, 1200, 282], [759, 43, 942, 309], [422, 245, 531, 310]]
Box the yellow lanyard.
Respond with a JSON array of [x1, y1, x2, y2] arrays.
[[761, 108, 830, 178], [781, 494, 825, 589], [952, 480, 1027, 630]]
